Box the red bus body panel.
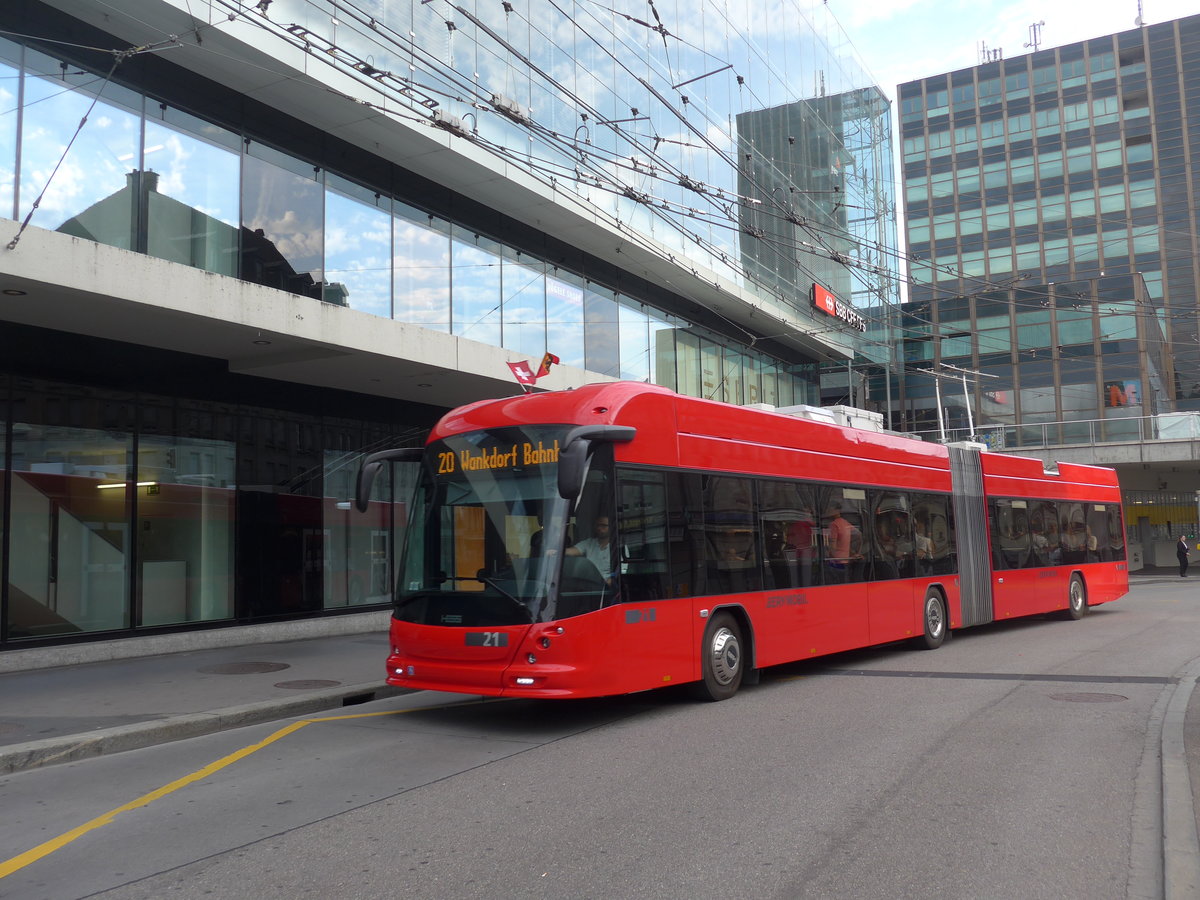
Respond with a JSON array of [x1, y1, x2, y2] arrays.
[[387, 599, 698, 698], [391, 382, 1127, 698]]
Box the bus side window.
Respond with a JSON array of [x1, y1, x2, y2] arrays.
[[870, 491, 912, 580], [1101, 504, 1126, 561], [821, 489, 867, 584], [913, 494, 952, 575], [617, 469, 670, 603], [1086, 505, 1113, 562], [758, 480, 817, 589], [666, 472, 704, 599], [1059, 502, 1088, 564], [993, 500, 1029, 570], [702, 474, 762, 595], [1027, 500, 1059, 568]]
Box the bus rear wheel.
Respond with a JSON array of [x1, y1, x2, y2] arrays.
[[1064, 575, 1087, 620], [694, 612, 744, 701], [919, 590, 947, 650]]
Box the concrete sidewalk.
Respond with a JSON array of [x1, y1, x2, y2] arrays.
[[0, 628, 406, 775]]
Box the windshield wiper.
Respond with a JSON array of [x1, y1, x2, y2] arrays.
[[394, 592, 430, 612], [478, 575, 534, 622]]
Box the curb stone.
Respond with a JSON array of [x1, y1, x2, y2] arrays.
[[0, 682, 409, 776]]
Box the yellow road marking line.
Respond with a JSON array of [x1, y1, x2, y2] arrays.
[[0, 699, 488, 880]]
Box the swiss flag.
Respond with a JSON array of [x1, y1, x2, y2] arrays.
[[507, 361, 537, 385]]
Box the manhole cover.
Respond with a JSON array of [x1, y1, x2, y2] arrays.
[[274, 679, 342, 690], [1049, 692, 1128, 703], [197, 661, 291, 675]]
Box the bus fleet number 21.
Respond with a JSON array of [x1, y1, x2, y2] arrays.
[[465, 632, 509, 647]]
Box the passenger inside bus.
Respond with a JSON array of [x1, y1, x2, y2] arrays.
[[823, 500, 862, 583]]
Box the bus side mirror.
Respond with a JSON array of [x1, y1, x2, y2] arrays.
[[556, 425, 636, 500], [355, 448, 424, 512]]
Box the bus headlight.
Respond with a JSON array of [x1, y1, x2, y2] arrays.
[[526, 653, 537, 664]]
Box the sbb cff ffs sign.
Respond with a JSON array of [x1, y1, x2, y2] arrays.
[[811, 283, 866, 332]]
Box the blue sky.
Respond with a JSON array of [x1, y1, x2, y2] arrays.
[[837, 0, 1198, 103]]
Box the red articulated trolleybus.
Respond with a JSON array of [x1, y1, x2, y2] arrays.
[[355, 382, 1128, 701]]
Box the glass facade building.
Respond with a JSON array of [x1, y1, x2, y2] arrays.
[[0, 33, 817, 406], [0, 0, 899, 649], [899, 14, 1200, 420]]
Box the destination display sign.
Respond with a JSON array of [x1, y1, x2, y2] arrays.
[[812, 282, 867, 332], [436, 439, 561, 475]]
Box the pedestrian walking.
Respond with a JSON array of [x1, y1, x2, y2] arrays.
[[1178, 535, 1190, 577]]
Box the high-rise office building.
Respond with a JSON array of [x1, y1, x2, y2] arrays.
[[0, 1, 897, 651], [898, 14, 1200, 432]]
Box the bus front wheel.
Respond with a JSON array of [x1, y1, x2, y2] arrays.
[[1064, 575, 1087, 620], [919, 590, 947, 650], [694, 612, 744, 701]]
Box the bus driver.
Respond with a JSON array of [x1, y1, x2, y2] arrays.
[[565, 516, 614, 580]]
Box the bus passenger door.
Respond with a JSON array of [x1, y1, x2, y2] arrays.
[[612, 470, 695, 691], [867, 491, 917, 644]]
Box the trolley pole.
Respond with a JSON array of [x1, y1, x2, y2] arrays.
[[939, 362, 997, 441], [934, 377, 946, 442]]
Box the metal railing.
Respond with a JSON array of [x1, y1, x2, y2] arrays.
[[907, 412, 1200, 451]]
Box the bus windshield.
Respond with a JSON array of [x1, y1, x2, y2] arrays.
[[395, 425, 616, 626]]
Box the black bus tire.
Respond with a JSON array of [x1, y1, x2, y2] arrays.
[[919, 590, 947, 650], [693, 612, 744, 701]]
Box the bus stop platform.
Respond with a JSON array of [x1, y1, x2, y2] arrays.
[[0, 625, 405, 775]]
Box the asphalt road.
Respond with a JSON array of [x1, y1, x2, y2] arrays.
[[3, 579, 1199, 900]]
